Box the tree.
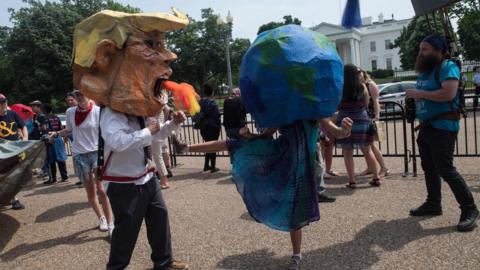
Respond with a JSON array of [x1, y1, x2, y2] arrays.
[[257, 15, 302, 35], [451, 0, 480, 60], [168, 8, 250, 95], [393, 15, 444, 70], [0, 0, 141, 110]]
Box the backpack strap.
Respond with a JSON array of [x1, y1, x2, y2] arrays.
[[96, 105, 105, 179]]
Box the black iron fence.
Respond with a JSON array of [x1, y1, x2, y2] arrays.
[[169, 97, 480, 177]]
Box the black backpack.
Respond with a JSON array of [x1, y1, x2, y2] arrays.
[[433, 58, 467, 118]]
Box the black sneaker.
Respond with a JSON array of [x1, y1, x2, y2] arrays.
[[75, 181, 82, 186], [410, 202, 442, 216], [61, 177, 69, 182], [43, 179, 57, 185], [318, 193, 336, 203], [11, 199, 25, 210], [210, 168, 220, 173], [457, 208, 479, 232], [167, 169, 173, 178]]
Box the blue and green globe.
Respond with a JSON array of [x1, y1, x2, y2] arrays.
[[240, 24, 344, 128]]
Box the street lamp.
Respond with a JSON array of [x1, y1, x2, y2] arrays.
[[217, 11, 234, 95]]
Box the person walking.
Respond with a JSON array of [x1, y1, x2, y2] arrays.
[[336, 64, 381, 188], [43, 104, 68, 184], [52, 90, 114, 235], [359, 70, 389, 176], [0, 93, 28, 210], [198, 82, 221, 173], [405, 35, 478, 232], [223, 87, 247, 139]]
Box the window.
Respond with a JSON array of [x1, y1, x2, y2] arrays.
[[371, 60, 377, 71], [370, 41, 376, 52], [386, 58, 392, 70], [385, 39, 392, 50]]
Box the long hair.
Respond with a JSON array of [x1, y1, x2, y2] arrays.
[[342, 64, 364, 102]]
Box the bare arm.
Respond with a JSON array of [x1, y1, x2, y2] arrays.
[[405, 79, 458, 102], [363, 85, 370, 109], [20, 126, 28, 140], [319, 117, 352, 139], [369, 81, 381, 120]]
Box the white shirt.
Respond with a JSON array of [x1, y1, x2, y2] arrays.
[[473, 73, 480, 86], [66, 105, 100, 155], [100, 107, 179, 185]]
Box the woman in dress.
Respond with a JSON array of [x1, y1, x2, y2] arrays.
[[336, 64, 381, 188], [359, 70, 389, 176]]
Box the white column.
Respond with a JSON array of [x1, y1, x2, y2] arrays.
[[355, 39, 362, 67], [349, 38, 355, 65]]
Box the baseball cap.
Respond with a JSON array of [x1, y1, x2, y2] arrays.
[[30, 100, 42, 106]]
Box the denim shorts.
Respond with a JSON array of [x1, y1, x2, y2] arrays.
[[73, 151, 98, 182]]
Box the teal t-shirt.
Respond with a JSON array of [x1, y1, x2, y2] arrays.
[[415, 60, 461, 132]]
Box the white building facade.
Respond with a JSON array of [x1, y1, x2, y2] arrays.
[[312, 14, 412, 71]]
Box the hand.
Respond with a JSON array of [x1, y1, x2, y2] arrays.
[[48, 131, 57, 139], [340, 117, 353, 138], [148, 119, 160, 134], [239, 127, 254, 139], [172, 111, 187, 125], [405, 89, 423, 100]]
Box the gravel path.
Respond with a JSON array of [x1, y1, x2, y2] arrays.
[[1, 156, 480, 270]]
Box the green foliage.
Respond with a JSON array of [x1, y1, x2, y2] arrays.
[[0, 0, 141, 112], [393, 15, 443, 70], [168, 8, 250, 96], [257, 15, 302, 35], [369, 69, 394, 79], [451, 1, 480, 60]]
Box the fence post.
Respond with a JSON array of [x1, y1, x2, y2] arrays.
[[410, 121, 418, 177]]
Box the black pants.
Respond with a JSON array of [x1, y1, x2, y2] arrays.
[[50, 161, 68, 180], [417, 126, 476, 210], [201, 128, 220, 171], [474, 86, 480, 108], [106, 177, 172, 270]]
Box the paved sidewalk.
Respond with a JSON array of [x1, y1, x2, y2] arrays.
[[1, 156, 480, 270]]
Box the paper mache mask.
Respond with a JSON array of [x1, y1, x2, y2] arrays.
[[72, 9, 188, 117]]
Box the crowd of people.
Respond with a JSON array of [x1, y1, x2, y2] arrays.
[[1, 8, 478, 270]]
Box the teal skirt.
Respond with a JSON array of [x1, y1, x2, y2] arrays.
[[227, 120, 319, 231]]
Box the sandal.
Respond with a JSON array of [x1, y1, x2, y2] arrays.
[[346, 182, 357, 189], [369, 178, 381, 187], [326, 170, 340, 177], [380, 169, 390, 177], [160, 184, 170, 189], [359, 170, 373, 176]]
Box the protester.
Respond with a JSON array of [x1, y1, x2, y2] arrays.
[[43, 104, 68, 184], [0, 93, 27, 210], [360, 70, 389, 176], [152, 92, 173, 189], [66, 92, 78, 108], [29, 100, 48, 178], [316, 129, 337, 203], [473, 66, 480, 108], [336, 64, 381, 188], [71, 10, 189, 269], [405, 34, 478, 232], [51, 90, 114, 235], [181, 118, 351, 270], [223, 87, 247, 139], [319, 122, 339, 179], [198, 82, 221, 173]]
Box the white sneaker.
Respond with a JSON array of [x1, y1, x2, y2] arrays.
[[108, 223, 114, 237], [99, 216, 108, 231]]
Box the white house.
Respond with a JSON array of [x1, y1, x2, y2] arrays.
[[312, 14, 412, 71]]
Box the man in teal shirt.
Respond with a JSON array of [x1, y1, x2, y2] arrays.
[[406, 35, 478, 232]]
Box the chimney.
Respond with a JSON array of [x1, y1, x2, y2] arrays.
[[361, 16, 372, 26], [392, 14, 395, 20], [378, 13, 384, 23]]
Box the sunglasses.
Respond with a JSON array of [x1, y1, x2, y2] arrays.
[[0, 99, 6, 104]]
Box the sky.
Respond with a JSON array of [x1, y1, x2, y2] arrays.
[[0, 0, 416, 40]]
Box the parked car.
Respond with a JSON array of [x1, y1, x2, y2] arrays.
[[378, 81, 416, 115], [57, 114, 67, 129]]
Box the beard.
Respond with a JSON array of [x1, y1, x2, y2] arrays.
[[415, 54, 442, 74]]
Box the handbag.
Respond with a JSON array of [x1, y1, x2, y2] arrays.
[[372, 120, 385, 141]]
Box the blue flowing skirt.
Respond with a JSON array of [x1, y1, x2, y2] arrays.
[[227, 121, 319, 231]]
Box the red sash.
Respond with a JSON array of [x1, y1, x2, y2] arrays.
[[75, 103, 93, 126]]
